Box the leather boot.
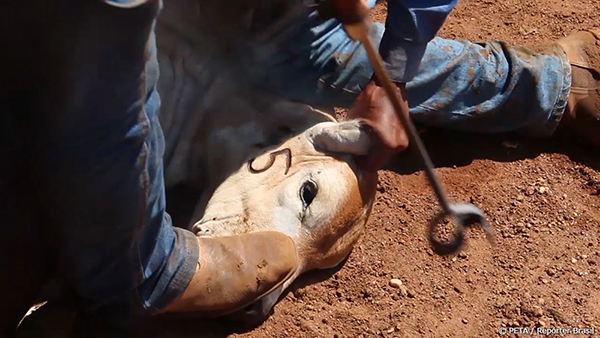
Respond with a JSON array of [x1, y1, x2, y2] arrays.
[[159, 231, 298, 316], [556, 29, 600, 147]]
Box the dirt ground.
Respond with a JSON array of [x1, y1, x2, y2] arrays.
[[16, 0, 600, 337], [233, 1, 600, 337]]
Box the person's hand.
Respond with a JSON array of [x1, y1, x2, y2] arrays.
[[317, 0, 370, 25], [348, 79, 410, 172]]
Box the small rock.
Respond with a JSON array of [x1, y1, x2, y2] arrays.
[[524, 292, 531, 299], [538, 320, 546, 327], [389, 279, 403, 288], [462, 319, 468, 324], [458, 252, 468, 259], [539, 186, 547, 194], [538, 298, 545, 305], [534, 308, 544, 317], [526, 187, 536, 196], [546, 268, 556, 276], [516, 194, 524, 201], [294, 289, 307, 299], [387, 328, 395, 334], [398, 285, 409, 297], [572, 258, 578, 263]]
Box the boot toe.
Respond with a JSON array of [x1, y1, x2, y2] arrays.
[[557, 29, 600, 146]]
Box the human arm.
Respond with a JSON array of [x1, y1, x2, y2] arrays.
[[324, 0, 459, 171]]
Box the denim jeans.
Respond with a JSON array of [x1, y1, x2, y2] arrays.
[[0, 0, 197, 329], [0, 0, 571, 327], [245, 0, 571, 137]]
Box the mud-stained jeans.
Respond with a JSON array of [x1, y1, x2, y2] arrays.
[[247, 0, 572, 138], [0, 0, 572, 330]]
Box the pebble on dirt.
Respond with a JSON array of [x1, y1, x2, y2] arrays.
[[389, 279, 403, 288]]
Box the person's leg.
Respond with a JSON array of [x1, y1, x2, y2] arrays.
[[402, 38, 570, 138], [248, 2, 581, 140], [2, 1, 299, 330], [9, 0, 199, 326]]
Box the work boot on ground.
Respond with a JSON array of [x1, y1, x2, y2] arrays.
[[160, 231, 298, 316], [556, 29, 600, 147]]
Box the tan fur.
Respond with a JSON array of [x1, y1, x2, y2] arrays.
[[298, 169, 377, 271]]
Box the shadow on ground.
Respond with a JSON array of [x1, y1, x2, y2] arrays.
[[383, 128, 600, 175]]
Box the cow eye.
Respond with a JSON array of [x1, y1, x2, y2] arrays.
[[300, 180, 318, 210]]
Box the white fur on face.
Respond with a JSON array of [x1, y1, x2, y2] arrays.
[[192, 120, 374, 242], [192, 155, 360, 237]]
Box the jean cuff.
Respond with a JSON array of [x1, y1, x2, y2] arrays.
[[531, 44, 572, 138], [146, 227, 199, 314]]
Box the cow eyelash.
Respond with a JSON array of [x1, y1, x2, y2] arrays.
[[300, 180, 318, 211]]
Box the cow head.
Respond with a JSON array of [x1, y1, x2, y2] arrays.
[[192, 119, 378, 322]]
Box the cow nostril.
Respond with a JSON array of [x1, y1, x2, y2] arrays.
[[193, 226, 212, 236]]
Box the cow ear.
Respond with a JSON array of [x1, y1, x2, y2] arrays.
[[306, 120, 370, 155]]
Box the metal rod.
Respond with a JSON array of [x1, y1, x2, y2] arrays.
[[358, 32, 452, 215]]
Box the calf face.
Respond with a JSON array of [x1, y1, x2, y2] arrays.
[[192, 119, 378, 320]]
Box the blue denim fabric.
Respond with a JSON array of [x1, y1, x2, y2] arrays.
[[379, 0, 460, 82], [0, 0, 197, 324], [248, 0, 571, 137], [104, 0, 149, 8], [104, 0, 460, 83]]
